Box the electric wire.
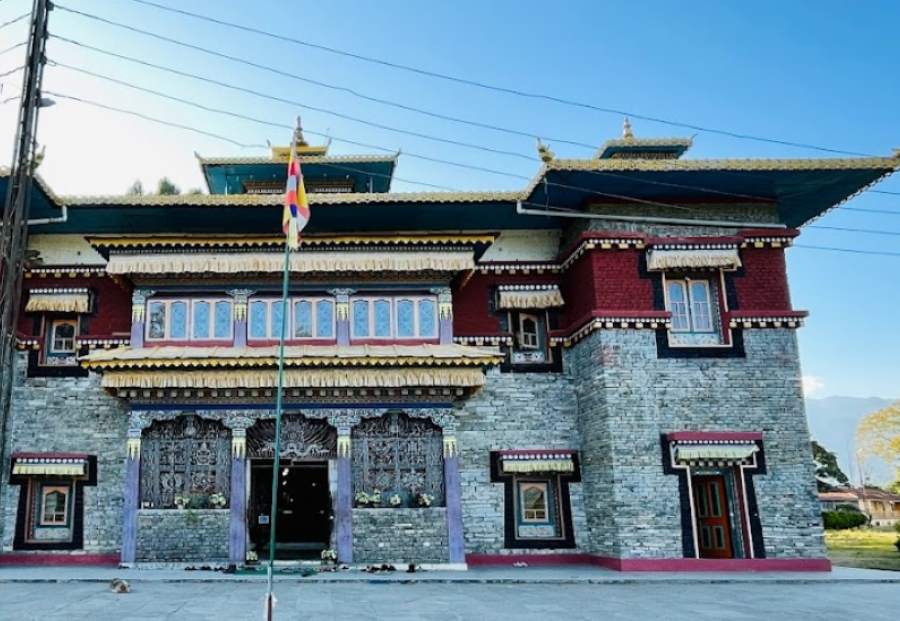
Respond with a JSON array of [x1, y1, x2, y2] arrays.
[[24, 91, 900, 257], [109, 0, 877, 158], [0, 65, 23, 79], [49, 36, 786, 205], [0, 12, 28, 32], [0, 41, 26, 57], [45, 65, 711, 212], [806, 225, 900, 237]]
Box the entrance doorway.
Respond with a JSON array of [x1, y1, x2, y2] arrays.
[[249, 461, 332, 560], [691, 474, 733, 559]]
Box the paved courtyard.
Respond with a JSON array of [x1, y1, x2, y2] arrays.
[[1, 580, 899, 620]]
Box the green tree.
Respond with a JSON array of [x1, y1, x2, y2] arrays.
[[126, 180, 144, 196], [812, 440, 850, 491], [856, 402, 900, 486], [156, 177, 180, 195]]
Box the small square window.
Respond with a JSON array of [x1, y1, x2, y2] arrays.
[[39, 484, 70, 527], [49, 320, 77, 354], [513, 477, 563, 540], [665, 276, 724, 347]]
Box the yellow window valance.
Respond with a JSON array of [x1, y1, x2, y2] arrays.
[[105, 250, 475, 275], [12, 457, 87, 477], [674, 443, 759, 462], [25, 289, 90, 313], [496, 286, 565, 310], [646, 248, 741, 271], [501, 452, 576, 474], [100, 367, 487, 390]]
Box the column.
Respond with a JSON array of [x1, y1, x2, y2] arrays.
[[129, 289, 154, 349], [228, 429, 248, 565], [227, 289, 253, 348], [121, 430, 142, 564], [329, 288, 355, 346], [335, 431, 353, 564], [442, 434, 465, 564], [432, 287, 454, 345]]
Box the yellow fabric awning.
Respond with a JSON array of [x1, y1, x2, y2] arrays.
[[496, 286, 564, 310], [646, 248, 741, 271], [501, 458, 575, 474], [105, 250, 475, 275], [25, 290, 90, 313], [100, 367, 486, 390], [80, 343, 503, 370], [12, 456, 87, 477], [675, 444, 759, 462]]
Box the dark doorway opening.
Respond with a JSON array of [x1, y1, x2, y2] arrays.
[[249, 461, 332, 560]]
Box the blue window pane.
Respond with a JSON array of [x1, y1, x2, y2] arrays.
[[316, 300, 334, 338], [170, 302, 187, 339], [214, 301, 231, 339], [249, 301, 267, 339], [396, 300, 414, 338], [374, 300, 391, 337], [352, 300, 369, 337], [148, 302, 166, 339], [294, 300, 312, 338], [192, 301, 210, 339], [418, 299, 436, 337], [271, 300, 285, 338]]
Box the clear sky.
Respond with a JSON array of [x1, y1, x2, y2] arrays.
[[1, 0, 898, 398]]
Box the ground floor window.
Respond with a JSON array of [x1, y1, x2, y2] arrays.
[[9, 453, 96, 551], [491, 450, 580, 549]]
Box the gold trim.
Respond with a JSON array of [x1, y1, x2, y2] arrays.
[[87, 233, 496, 250], [100, 367, 487, 390], [127, 437, 141, 460], [25, 291, 90, 313], [195, 153, 395, 166], [336, 435, 352, 458], [12, 463, 86, 476]]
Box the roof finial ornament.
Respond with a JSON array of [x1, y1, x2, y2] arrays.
[[622, 117, 634, 140], [294, 115, 308, 147], [536, 138, 555, 163]]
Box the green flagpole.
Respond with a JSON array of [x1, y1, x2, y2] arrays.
[[266, 124, 299, 620], [266, 239, 291, 619]]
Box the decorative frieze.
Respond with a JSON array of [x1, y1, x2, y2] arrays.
[[728, 315, 805, 329], [131, 289, 155, 322], [551, 315, 672, 347], [226, 288, 254, 321]]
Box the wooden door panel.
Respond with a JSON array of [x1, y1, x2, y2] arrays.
[[692, 475, 733, 559]]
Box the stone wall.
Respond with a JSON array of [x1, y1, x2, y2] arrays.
[[2, 352, 128, 553], [566, 328, 825, 560], [135, 509, 229, 562], [352, 508, 447, 563], [456, 369, 588, 554]]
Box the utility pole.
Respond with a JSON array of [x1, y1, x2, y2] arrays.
[[0, 0, 52, 531]]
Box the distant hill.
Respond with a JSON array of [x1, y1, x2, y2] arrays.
[[805, 396, 897, 485]]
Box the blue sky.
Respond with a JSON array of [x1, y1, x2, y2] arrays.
[[1, 0, 898, 398]]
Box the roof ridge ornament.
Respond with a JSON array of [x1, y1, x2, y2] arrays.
[[536, 138, 555, 163], [622, 117, 634, 140]]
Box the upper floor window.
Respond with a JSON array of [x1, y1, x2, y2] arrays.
[[249, 297, 335, 340], [49, 319, 77, 354], [147, 298, 233, 341], [509, 311, 550, 365], [39, 484, 71, 526], [665, 277, 723, 346], [350, 296, 437, 340]]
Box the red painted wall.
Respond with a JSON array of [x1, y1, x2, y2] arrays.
[[453, 272, 559, 335], [733, 248, 792, 310], [18, 276, 132, 338]]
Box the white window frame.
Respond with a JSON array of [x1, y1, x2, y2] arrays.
[[666, 278, 715, 334], [518, 481, 550, 523], [291, 297, 336, 340], [48, 319, 78, 354], [349, 295, 438, 340], [38, 483, 70, 526], [663, 274, 729, 348], [146, 298, 233, 341], [517, 313, 541, 350], [248, 298, 286, 340], [189, 299, 234, 341]]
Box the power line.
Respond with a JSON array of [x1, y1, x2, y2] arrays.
[[109, 0, 878, 158], [27, 92, 900, 258], [843, 207, 900, 216], [0, 65, 23, 79], [0, 12, 28, 32], [807, 225, 900, 237], [51, 36, 782, 205], [45, 65, 708, 212], [870, 189, 900, 196], [794, 244, 900, 258], [0, 41, 27, 57]]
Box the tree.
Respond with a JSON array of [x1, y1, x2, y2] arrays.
[[856, 401, 900, 486], [812, 440, 850, 491], [126, 180, 144, 196], [156, 177, 180, 195]]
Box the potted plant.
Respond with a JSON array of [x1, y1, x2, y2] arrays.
[[208, 492, 227, 509], [174, 495, 188, 510], [388, 493, 403, 507], [321, 548, 337, 564], [416, 492, 434, 508]]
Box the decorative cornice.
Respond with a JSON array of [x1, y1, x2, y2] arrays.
[[87, 233, 496, 251], [550, 312, 672, 347], [24, 266, 107, 279], [453, 335, 514, 346]]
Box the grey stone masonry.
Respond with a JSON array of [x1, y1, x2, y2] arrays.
[[2, 352, 128, 553], [135, 509, 229, 562], [455, 369, 588, 554], [352, 508, 447, 563], [566, 328, 825, 560]]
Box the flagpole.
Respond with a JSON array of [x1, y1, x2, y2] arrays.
[[265, 237, 290, 620], [266, 124, 301, 620]]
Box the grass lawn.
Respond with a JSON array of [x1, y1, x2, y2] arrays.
[[826, 529, 900, 571]]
